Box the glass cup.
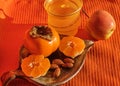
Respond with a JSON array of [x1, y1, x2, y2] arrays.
[[44, 0, 83, 36]]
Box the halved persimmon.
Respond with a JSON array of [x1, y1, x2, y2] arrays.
[[23, 26, 60, 57], [59, 36, 85, 58], [21, 54, 50, 78]]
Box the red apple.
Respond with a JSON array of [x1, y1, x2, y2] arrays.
[[87, 10, 116, 40]]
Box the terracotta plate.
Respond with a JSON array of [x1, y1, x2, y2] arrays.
[[1, 40, 94, 86]]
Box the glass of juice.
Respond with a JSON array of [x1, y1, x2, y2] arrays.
[[44, 0, 83, 36]]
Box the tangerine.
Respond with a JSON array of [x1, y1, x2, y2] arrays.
[[59, 36, 85, 58], [21, 54, 50, 78]]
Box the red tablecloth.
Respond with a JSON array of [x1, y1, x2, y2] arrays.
[[0, 0, 120, 86]]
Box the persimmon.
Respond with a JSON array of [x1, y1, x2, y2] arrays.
[[21, 54, 50, 78], [59, 36, 85, 58], [23, 26, 60, 57]]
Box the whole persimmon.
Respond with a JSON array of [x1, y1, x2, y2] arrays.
[[23, 26, 60, 57]]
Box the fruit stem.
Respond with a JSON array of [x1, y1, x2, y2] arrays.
[[82, 9, 90, 18]]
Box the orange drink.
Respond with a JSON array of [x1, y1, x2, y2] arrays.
[[44, 0, 83, 36]]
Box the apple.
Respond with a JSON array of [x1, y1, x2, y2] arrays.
[[87, 10, 116, 40]]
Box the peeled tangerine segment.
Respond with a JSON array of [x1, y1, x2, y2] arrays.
[[59, 36, 85, 58], [21, 54, 50, 78]]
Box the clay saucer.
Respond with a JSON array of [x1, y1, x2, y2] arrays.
[[1, 40, 94, 86]]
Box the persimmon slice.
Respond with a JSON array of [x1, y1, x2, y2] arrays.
[[59, 36, 85, 58], [21, 54, 50, 78]]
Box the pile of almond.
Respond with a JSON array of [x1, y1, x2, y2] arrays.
[[50, 58, 74, 77]]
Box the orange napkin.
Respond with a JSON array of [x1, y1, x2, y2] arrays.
[[0, 0, 120, 86]]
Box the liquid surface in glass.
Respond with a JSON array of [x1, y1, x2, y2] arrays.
[[45, 0, 83, 35]]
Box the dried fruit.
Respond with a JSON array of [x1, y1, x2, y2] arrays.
[[52, 59, 64, 66], [62, 63, 74, 68], [53, 68, 61, 77], [21, 54, 50, 78], [59, 36, 85, 58], [50, 64, 59, 69], [21, 47, 30, 58], [51, 58, 75, 77], [63, 58, 74, 63]]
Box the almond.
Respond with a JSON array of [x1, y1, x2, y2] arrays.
[[62, 63, 74, 68], [53, 68, 61, 77], [50, 64, 59, 69], [52, 59, 64, 66], [64, 58, 74, 63]]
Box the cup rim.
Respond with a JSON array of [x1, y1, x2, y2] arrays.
[[44, 0, 83, 17]]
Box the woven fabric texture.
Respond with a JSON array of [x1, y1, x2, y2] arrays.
[[0, 0, 120, 86]]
